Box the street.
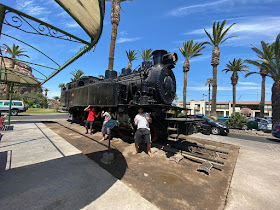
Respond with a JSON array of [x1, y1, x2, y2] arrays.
[[228, 133, 279, 144], [10, 113, 69, 122]]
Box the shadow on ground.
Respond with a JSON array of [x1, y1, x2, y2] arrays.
[[0, 153, 127, 210]]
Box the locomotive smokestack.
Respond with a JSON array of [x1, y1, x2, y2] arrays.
[[152, 50, 168, 67]]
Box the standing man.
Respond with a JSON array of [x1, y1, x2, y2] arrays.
[[133, 107, 153, 157], [101, 107, 116, 141], [84, 105, 99, 135]]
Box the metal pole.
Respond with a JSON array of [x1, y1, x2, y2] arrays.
[[108, 130, 111, 151], [8, 82, 14, 125], [0, 4, 6, 39]]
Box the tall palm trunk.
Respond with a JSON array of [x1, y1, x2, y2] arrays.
[[272, 80, 280, 129], [232, 85, 236, 114], [211, 46, 220, 117], [183, 59, 190, 109], [208, 84, 211, 116], [108, 0, 120, 70], [260, 75, 266, 117], [231, 72, 238, 115], [183, 72, 188, 109]]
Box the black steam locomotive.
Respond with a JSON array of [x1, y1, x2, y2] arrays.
[[60, 50, 180, 141]]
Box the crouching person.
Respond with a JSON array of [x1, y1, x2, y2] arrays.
[[132, 107, 153, 157], [101, 107, 116, 141]]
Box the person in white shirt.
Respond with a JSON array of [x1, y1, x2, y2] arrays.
[[132, 107, 153, 157]]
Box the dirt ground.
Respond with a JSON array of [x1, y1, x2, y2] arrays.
[[44, 120, 239, 210]]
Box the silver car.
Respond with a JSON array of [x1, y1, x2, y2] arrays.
[[0, 100, 28, 116]]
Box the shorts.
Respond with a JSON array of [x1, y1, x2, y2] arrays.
[[85, 120, 94, 127], [102, 126, 110, 134], [135, 128, 151, 143]]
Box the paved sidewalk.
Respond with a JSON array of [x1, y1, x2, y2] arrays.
[[191, 133, 280, 210], [0, 122, 158, 210]]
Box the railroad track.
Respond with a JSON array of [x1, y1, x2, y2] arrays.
[[51, 121, 229, 174]]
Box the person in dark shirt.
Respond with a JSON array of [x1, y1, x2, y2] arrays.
[[84, 105, 99, 135]]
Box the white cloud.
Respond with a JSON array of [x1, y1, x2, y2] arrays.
[[119, 31, 128, 36], [56, 11, 70, 18], [168, 0, 229, 16], [239, 82, 258, 86], [116, 37, 142, 44], [16, 0, 51, 17], [47, 90, 61, 99], [168, 0, 279, 17], [66, 22, 80, 28], [185, 16, 280, 47], [191, 54, 212, 63]]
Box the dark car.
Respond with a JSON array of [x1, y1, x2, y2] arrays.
[[272, 125, 280, 139], [195, 115, 229, 135]]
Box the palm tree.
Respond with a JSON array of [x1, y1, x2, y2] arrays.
[[246, 34, 280, 127], [126, 50, 138, 69], [205, 78, 213, 116], [223, 59, 249, 114], [70, 69, 84, 82], [204, 20, 236, 117], [3, 43, 30, 99], [3, 44, 30, 59], [44, 88, 49, 97], [106, 0, 135, 70], [245, 41, 274, 117], [53, 96, 60, 101], [139, 49, 153, 61], [58, 83, 66, 89], [178, 40, 206, 109]]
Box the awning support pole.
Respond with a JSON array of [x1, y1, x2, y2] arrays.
[[8, 82, 14, 125]]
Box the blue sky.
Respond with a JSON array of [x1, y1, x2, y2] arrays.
[[1, 0, 279, 101]]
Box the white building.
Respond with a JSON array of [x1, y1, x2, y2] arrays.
[[177, 100, 272, 117]]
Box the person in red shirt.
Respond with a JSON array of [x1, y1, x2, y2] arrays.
[[84, 105, 99, 135]]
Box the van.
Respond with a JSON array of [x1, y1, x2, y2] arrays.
[[0, 100, 28, 116]]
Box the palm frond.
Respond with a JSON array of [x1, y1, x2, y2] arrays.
[[204, 20, 236, 47], [139, 49, 153, 61], [126, 50, 138, 62], [178, 40, 206, 59], [244, 71, 260, 78]]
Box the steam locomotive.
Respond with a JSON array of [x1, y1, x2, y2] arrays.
[[60, 50, 180, 141]]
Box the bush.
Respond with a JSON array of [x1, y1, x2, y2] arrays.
[[22, 91, 47, 108], [54, 105, 60, 112], [225, 112, 248, 128], [178, 113, 186, 117]]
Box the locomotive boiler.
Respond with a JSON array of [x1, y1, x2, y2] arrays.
[[60, 50, 179, 141]]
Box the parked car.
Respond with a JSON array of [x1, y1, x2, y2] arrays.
[[264, 116, 272, 121], [0, 100, 28, 116], [272, 125, 280, 138], [243, 117, 272, 131], [201, 116, 229, 135], [217, 116, 230, 121]]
